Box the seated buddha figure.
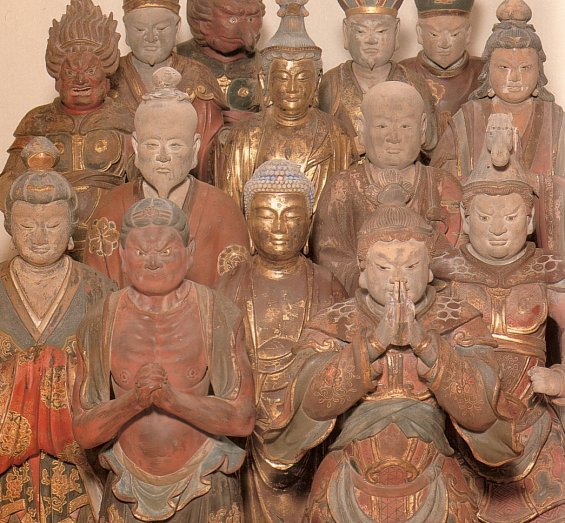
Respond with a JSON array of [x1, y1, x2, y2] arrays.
[[432, 117, 565, 523], [112, 0, 228, 183], [0, 0, 133, 260], [216, 159, 347, 523], [263, 188, 519, 522], [218, 0, 355, 213], [0, 137, 115, 521]]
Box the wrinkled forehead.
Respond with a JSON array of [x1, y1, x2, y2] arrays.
[[418, 14, 470, 32], [125, 224, 184, 247], [217, 1, 264, 16], [346, 13, 397, 30], [61, 51, 101, 69], [367, 239, 429, 264]]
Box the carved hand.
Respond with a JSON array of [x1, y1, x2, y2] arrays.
[[405, 295, 437, 367], [529, 367, 564, 397], [134, 363, 168, 409], [372, 281, 403, 352]]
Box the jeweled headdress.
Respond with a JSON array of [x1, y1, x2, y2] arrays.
[[243, 159, 315, 216], [262, 0, 322, 73], [123, 0, 180, 15], [338, 0, 404, 17], [46, 0, 120, 80], [415, 0, 474, 17]]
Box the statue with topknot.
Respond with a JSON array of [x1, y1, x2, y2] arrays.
[[84, 67, 249, 289], [73, 197, 255, 521], [0, 0, 134, 261], [218, 0, 355, 212], [262, 187, 519, 521], [216, 159, 347, 523], [432, 0, 565, 253], [0, 137, 116, 521], [177, 0, 266, 123], [112, 0, 228, 184]]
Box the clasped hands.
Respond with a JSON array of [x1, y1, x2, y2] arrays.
[[133, 362, 175, 410], [366, 280, 433, 362]]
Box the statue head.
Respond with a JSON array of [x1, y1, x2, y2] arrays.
[[120, 197, 193, 295], [415, 0, 473, 70], [359, 81, 427, 169], [461, 112, 536, 262], [188, 0, 265, 55], [46, 0, 120, 112], [5, 138, 79, 266], [123, 0, 181, 66], [132, 68, 201, 199], [471, 0, 553, 103], [339, 1, 402, 70], [244, 159, 314, 262], [357, 185, 434, 306], [261, 1, 322, 117]]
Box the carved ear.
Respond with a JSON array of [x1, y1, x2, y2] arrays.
[[527, 204, 535, 235], [119, 244, 126, 274], [416, 21, 423, 46], [420, 112, 428, 146], [132, 133, 140, 168], [359, 269, 368, 290], [428, 268, 433, 284], [357, 114, 366, 148], [464, 23, 472, 47], [460, 202, 470, 235], [190, 134, 202, 171], [343, 19, 350, 51], [395, 18, 401, 52]]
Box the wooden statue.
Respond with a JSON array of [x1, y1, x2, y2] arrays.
[[313, 81, 461, 295], [73, 197, 255, 521], [399, 0, 482, 136], [432, 114, 565, 522], [216, 159, 347, 523], [177, 0, 266, 123], [84, 68, 249, 289], [0, 0, 133, 261], [0, 137, 115, 521], [263, 188, 519, 522], [319, 0, 438, 155], [112, 0, 227, 183], [431, 0, 565, 253], [218, 0, 355, 212]]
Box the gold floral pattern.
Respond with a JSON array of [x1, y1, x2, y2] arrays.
[[88, 217, 119, 257], [4, 463, 30, 502], [208, 503, 242, 523], [40, 365, 69, 410], [41, 460, 82, 515], [0, 411, 31, 457], [0, 332, 17, 361], [106, 506, 126, 523]]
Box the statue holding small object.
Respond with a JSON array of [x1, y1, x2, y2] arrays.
[[216, 159, 347, 523], [218, 0, 355, 213], [177, 0, 266, 124], [0, 0, 133, 261], [0, 137, 115, 522], [74, 197, 255, 522]]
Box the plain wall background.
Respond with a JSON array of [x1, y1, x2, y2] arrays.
[[1, 0, 564, 170]]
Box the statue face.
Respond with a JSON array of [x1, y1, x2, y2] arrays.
[[269, 58, 317, 119], [360, 96, 426, 170], [11, 200, 72, 267], [361, 239, 431, 306], [121, 225, 191, 296], [202, 4, 263, 54], [248, 192, 310, 263], [344, 14, 398, 70], [56, 51, 108, 111], [133, 104, 200, 198], [463, 193, 534, 262], [416, 15, 471, 69], [124, 8, 179, 66], [489, 47, 539, 104]]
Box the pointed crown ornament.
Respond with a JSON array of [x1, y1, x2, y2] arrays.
[[262, 0, 322, 72], [46, 0, 120, 80], [123, 0, 180, 15], [338, 0, 404, 17], [414, 0, 474, 18], [4, 137, 79, 236]]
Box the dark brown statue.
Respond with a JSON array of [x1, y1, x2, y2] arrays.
[[112, 0, 228, 183], [0, 138, 115, 521], [264, 189, 518, 522], [73, 197, 255, 521], [216, 160, 347, 523], [84, 68, 249, 289], [177, 0, 266, 123], [0, 0, 133, 261], [399, 0, 482, 136]]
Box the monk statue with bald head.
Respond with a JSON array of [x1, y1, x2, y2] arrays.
[[85, 68, 249, 288], [313, 81, 461, 295], [177, 0, 266, 124], [111, 0, 227, 183]]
